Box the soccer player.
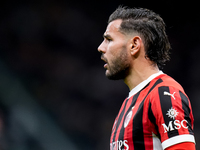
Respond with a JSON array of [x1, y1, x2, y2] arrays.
[[98, 6, 196, 150]]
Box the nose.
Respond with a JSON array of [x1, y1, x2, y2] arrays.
[[98, 41, 106, 54]]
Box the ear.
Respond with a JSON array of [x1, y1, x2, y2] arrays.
[[130, 36, 142, 56]]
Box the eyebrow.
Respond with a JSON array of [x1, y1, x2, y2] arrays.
[[103, 34, 112, 39]]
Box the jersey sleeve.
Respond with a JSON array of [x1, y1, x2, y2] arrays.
[[165, 142, 196, 150], [149, 86, 195, 149]]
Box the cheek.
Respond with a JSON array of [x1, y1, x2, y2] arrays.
[[107, 42, 121, 57], [109, 45, 129, 66], [106, 46, 118, 65]]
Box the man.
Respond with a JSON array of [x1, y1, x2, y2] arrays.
[[98, 6, 196, 150]]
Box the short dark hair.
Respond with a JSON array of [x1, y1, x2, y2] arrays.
[[108, 6, 171, 68]]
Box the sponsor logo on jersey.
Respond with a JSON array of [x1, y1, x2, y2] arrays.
[[124, 110, 132, 128], [110, 140, 129, 150], [162, 107, 188, 133], [166, 107, 179, 119], [162, 119, 188, 133]]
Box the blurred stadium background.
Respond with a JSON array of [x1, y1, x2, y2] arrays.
[[0, 0, 199, 149]]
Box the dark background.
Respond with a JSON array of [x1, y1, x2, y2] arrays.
[[0, 0, 199, 150]]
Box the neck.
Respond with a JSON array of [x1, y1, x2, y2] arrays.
[[124, 63, 160, 91]]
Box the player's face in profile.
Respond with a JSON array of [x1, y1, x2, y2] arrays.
[[98, 19, 131, 80]]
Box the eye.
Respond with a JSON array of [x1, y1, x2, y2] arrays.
[[106, 38, 112, 42], [103, 34, 112, 42]]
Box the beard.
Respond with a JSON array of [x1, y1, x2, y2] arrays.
[[104, 47, 130, 80]]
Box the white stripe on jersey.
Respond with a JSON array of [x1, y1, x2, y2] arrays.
[[162, 134, 195, 149], [128, 71, 163, 98]]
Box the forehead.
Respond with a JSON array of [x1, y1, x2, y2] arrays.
[[104, 19, 123, 36]]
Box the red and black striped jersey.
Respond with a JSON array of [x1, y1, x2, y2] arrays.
[[110, 71, 195, 150]]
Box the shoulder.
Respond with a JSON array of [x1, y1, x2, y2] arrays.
[[147, 74, 195, 149], [157, 74, 183, 90], [146, 73, 192, 112], [149, 74, 186, 99]]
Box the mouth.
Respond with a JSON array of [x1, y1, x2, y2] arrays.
[[101, 56, 108, 69], [104, 63, 108, 68]]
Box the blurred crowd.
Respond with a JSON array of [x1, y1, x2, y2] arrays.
[[0, 0, 199, 150]]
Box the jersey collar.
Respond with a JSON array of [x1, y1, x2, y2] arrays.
[[128, 71, 164, 98]]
